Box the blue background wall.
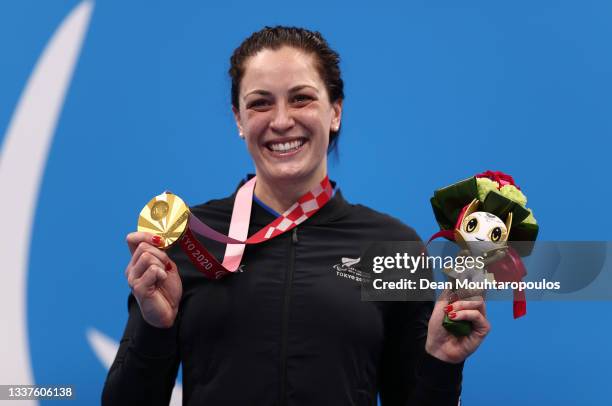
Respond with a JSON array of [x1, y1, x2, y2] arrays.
[[1, 1, 610, 404]]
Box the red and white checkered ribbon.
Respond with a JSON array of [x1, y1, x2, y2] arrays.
[[247, 179, 333, 242], [183, 175, 333, 279]]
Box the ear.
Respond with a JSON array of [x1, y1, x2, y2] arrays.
[[232, 105, 244, 137], [331, 99, 343, 131], [464, 199, 480, 218], [504, 212, 513, 239], [455, 198, 480, 230]]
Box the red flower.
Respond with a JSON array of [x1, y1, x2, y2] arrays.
[[475, 170, 521, 190]]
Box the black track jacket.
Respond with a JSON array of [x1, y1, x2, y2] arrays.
[[102, 180, 463, 406]]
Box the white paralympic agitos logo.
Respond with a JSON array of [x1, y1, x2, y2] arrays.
[[0, 2, 182, 404]]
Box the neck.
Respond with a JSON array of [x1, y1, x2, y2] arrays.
[[254, 170, 327, 214]]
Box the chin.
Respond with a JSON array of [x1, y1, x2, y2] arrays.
[[267, 166, 312, 182]]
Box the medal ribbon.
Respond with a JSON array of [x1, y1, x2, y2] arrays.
[[486, 247, 528, 319], [180, 175, 333, 279]]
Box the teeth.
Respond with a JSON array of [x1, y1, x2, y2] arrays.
[[269, 139, 304, 152]]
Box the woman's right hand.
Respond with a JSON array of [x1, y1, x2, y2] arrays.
[[125, 232, 183, 328]]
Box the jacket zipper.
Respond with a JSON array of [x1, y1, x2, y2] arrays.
[[280, 227, 298, 405]]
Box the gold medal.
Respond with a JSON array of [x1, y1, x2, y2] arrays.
[[137, 192, 190, 249]]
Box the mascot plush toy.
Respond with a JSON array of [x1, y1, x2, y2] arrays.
[[429, 171, 539, 336]]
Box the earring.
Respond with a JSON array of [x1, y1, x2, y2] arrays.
[[239, 132, 245, 139]]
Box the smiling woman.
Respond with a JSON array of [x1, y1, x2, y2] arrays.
[[230, 30, 343, 214], [103, 26, 489, 406], [233, 47, 338, 213]]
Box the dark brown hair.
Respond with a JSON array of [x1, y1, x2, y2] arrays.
[[229, 26, 344, 153]]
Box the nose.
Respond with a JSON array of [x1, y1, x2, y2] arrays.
[[269, 102, 295, 133]]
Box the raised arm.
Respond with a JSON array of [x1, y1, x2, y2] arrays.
[[101, 295, 181, 405], [378, 299, 464, 406], [102, 232, 183, 405]]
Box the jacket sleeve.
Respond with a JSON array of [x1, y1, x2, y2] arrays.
[[378, 299, 464, 406], [101, 294, 180, 406]]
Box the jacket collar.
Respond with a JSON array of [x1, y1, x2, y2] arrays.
[[233, 174, 351, 227]]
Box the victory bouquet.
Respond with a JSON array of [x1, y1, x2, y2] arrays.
[[429, 170, 539, 336]]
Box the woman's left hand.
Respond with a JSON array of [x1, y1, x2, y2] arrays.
[[425, 291, 491, 364]]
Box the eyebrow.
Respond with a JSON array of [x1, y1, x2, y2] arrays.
[[244, 85, 319, 99], [289, 85, 318, 93]]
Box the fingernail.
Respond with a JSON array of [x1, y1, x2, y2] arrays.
[[449, 312, 457, 319], [165, 262, 172, 271], [152, 235, 162, 245], [445, 305, 453, 313]]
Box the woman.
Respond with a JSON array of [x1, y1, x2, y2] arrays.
[[103, 26, 490, 406]]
